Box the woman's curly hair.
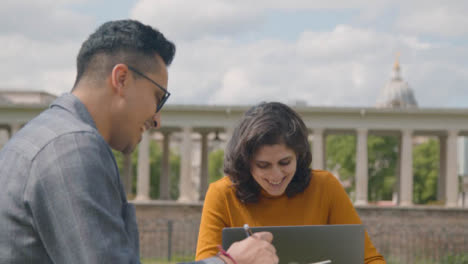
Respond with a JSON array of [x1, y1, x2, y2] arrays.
[[224, 102, 312, 203]]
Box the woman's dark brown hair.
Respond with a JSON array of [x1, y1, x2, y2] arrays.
[[224, 102, 312, 203]]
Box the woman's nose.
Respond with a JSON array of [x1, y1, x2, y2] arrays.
[[271, 166, 283, 177]]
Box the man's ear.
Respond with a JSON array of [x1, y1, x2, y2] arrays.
[[110, 64, 130, 97]]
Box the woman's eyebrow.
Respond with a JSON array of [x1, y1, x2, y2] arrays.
[[255, 156, 293, 163], [279, 156, 293, 161]]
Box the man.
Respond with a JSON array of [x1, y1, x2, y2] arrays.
[[0, 20, 278, 264]]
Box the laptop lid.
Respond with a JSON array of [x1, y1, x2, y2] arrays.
[[222, 224, 364, 264]]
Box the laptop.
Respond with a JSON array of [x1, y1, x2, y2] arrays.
[[222, 224, 364, 264]]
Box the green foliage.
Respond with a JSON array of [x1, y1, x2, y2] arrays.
[[326, 134, 441, 204], [209, 149, 224, 183], [413, 139, 439, 204], [367, 135, 398, 201], [148, 141, 162, 199], [326, 135, 356, 193], [385, 253, 468, 264], [440, 253, 468, 264], [113, 142, 181, 200], [112, 149, 125, 175], [326, 134, 399, 200], [113, 143, 223, 200], [169, 151, 181, 199]]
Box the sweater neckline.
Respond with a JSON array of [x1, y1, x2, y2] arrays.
[[260, 188, 287, 199]]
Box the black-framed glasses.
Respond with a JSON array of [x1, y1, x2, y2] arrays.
[[127, 65, 170, 113]]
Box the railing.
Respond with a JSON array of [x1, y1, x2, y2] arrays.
[[138, 219, 468, 264]]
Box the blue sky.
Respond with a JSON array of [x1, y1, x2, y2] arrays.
[[1, 0, 467, 108]]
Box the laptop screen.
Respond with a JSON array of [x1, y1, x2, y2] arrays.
[[222, 224, 364, 264]]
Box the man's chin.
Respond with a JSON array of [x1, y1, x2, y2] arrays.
[[121, 144, 136, 155]]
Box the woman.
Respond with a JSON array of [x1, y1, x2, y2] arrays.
[[196, 102, 386, 263]]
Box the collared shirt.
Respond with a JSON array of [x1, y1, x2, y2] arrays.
[[0, 94, 140, 263]]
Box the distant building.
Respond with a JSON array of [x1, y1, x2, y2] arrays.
[[0, 90, 56, 147], [0, 90, 56, 105], [376, 55, 418, 109]]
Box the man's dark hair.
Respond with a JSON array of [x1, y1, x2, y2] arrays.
[[224, 102, 312, 203], [73, 19, 176, 88]]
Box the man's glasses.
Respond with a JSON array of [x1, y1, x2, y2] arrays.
[[127, 65, 170, 113]]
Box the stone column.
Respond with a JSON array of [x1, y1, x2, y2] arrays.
[[159, 131, 171, 200], [135, 130, 150, 201], [445, 130, 459, 207], [355, 128, 368, 205], [223, 127, 234, 150], [438, 136, 447, 202], [463, 137, 468, 207], [199, 132, 209, 200], [393, 139, 402, 205], [0, 129, 9, 148], [312, 128, 325, 170], [178, 126, 194, 202], [122, 153, 133, 197], [399, 129, 413, 206]]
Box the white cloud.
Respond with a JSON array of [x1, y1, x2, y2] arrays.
[[130, 0, 391, 41], [1, 0, 467, 108], [0, 33, 77, 94], [212, 68, 251, 104], [165, 22, 467, 108], [0, 0, 91, 94], [395, 1, 468, 37], [0, 0, 94, 41], [131, 0, 264, 41], [296, 25, 392, 59]]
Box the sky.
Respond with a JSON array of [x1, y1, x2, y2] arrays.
[[1, 0, 468, 108]]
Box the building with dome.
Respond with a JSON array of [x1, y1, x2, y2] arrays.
[[376, 55, 418, 108]]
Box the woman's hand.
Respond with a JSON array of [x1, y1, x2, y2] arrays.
[[224, 231, 279, 264]]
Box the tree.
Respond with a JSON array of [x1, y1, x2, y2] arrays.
[[413, 139, 439, 204], [367, 135, 398, 201], [113, 141, 181, 200], [168, 151, 181, 199], [209, 149, 224, 183], [327, 134, 441, 204], [326, 134, 398, 202], [326, 135, 356, 194]]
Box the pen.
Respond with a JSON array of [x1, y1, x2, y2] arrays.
[[243, 224, 253, 237]]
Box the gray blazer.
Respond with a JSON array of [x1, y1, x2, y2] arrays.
[[0, 94, 139, 263]]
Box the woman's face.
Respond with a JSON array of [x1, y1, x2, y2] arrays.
[[250, 143, 297, 196]]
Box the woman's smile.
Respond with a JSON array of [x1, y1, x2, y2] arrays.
[[251, 144, 297, 196]]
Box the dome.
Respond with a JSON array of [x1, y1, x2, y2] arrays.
[[376, 56, 418, 108]]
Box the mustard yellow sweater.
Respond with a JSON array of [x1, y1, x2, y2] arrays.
[[196, 170, 386, 263]]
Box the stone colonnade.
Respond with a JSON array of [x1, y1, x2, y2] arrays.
[[133, 124, 466, 207], [310, 128, 462, 207], [1, 105, 467, 208], [133, 127, 233, 202]]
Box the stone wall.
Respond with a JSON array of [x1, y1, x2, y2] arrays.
[[134, 201, 468, 263], [135, 200, 203, 260]]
